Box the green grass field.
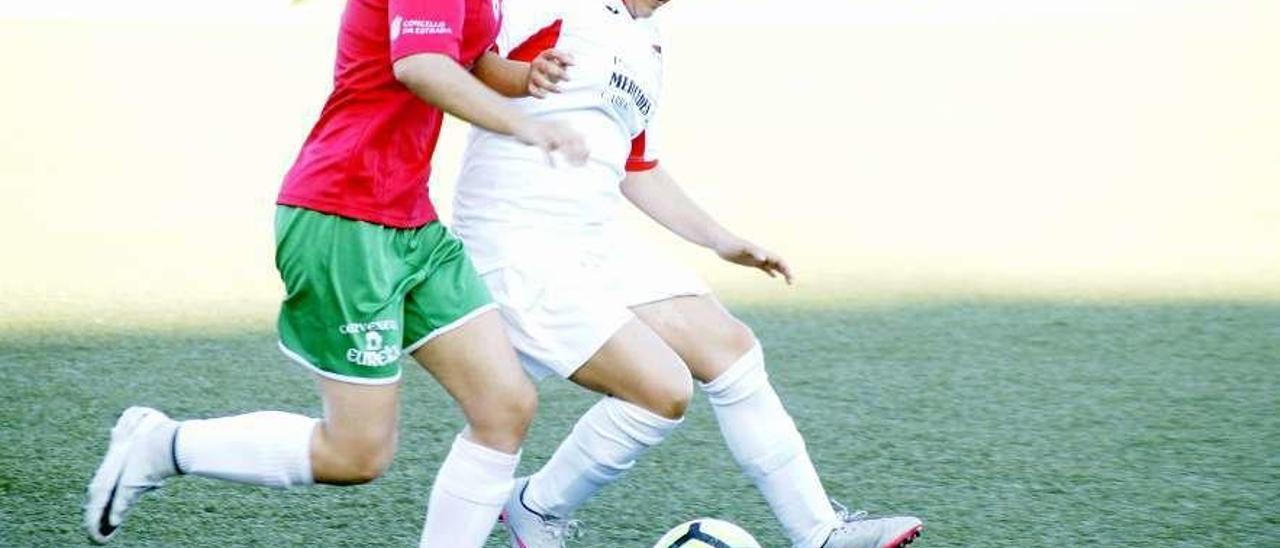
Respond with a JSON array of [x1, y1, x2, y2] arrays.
[[2, 301, 1277, 547]]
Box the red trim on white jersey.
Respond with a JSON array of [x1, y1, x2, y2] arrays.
[[626, 131, 658, 172], [507, 19, 562, 61]]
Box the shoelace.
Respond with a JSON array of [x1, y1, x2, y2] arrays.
[[831, 499, 870, 530], [541, 517, 584, 543]]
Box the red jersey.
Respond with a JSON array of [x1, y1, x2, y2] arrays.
[[278, 0, 501, 228]]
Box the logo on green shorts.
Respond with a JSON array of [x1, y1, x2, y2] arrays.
[[340, 320, 402, 367]]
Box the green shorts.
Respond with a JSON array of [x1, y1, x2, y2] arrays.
[[274, 206, 494, 385]]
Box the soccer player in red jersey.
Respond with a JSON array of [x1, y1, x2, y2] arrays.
[[83, 0, 584, 546]]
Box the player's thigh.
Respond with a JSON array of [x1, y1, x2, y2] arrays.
[[311, 375, 400, 482], [400, 222, 533, 413], [316, 375, 400, 446], [399, 229, 535, 451], [410, 310, 536, 452], [631, 294, 756, 383], [570, 318, 693, 420]]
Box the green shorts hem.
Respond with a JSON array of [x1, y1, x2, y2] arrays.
[[277, 341, 403, 386], [402, 303, 499, 354]]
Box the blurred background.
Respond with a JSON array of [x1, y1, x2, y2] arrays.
[[2, 0, 1278, 325]]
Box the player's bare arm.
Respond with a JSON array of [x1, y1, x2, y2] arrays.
[[472, 49, 574, 99], [393, 53, 587, 164], [621, 167, 794, 284]]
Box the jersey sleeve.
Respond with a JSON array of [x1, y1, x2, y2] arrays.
[[626, 20, 663, 173], [626, 130, 659, 172], [495, 0, 564, 59], [388, 0, 467, 62]]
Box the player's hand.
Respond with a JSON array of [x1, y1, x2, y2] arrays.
[[527, 49, 573, 98], [513, 119, 590, 166], [713, 236, 795, 285]]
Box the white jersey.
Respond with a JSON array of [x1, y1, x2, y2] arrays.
[[453, 0, 665, 273]]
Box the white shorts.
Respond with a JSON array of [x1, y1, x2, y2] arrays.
[[480, 233, 709, 380]]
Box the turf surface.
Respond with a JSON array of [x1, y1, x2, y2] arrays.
[[2, 302, 1277, 547]]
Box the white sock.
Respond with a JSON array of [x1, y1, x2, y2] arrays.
[[701, 342, 837, 548], [419, 433, 520, 548], [174, 411, 317, 488], [524, 397, 682, 518]]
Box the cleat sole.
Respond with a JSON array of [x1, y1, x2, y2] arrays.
[[884, 525, 923, 548]]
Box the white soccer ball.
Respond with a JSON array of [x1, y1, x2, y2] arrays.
[[652, 518, 762, 548]]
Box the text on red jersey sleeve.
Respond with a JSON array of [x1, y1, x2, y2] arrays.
[[389, 0, 466, 62]]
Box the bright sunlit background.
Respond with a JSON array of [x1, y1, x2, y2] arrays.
[[2, 0, 1278, 328]]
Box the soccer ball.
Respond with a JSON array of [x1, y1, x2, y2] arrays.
[[652, 518, 762, 548]]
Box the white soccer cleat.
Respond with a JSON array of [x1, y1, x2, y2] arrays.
[[499, 477, 582, 548], [83, 406, 180, 544], [820, 501, 923, 548]]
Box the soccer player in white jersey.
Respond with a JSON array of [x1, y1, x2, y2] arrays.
[[456, 0, 924, 547]]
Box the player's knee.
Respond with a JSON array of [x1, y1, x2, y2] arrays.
[[345, 451, 394, 485], [720, 319, 758, 358], [644, 368, 694, 420], [663, 302, 757, 376], [466, 378, 537, 450], [694, 318, 759, 383], [499, 380, 538, 436], [330, 436, 396, 485]]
